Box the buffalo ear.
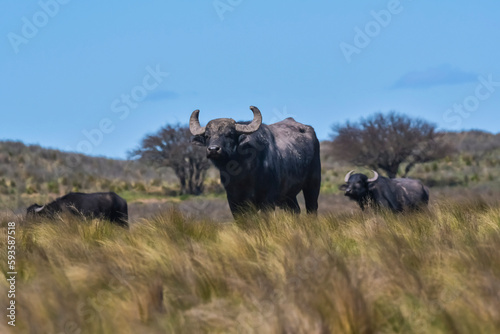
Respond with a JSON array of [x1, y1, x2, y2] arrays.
[[339, 184, 348, 191], [191, 135, 206, 146]]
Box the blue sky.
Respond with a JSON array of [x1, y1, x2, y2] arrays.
[[1, 0, 499, 159]]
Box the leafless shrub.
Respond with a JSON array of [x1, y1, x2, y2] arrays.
[[330, 112, 455, 178], [128, 124, 210, 195]]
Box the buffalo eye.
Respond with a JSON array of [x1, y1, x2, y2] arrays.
[[224, 131, 237, 140]]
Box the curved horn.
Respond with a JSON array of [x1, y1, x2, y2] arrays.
[[34, 205, 45, 213], [235, 106, 263, 134], [344, 170, 355, 183], [189, 109, 206, 136], [367, 170, 379, 182]]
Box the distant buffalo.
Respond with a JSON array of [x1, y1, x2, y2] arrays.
[[341, 170, 429, 212], [189, 106, 321, 217], [27, 192, 128, 227]]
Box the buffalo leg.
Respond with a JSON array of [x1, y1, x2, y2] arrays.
[[303, 151, 321, 214], [303, 181, 320, 214], [228, 200, 260, 218], [228, 201, 244, 218], [282, 197, 300, 214]]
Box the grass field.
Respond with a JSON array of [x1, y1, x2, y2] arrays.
[[1, 193, 500, 333], [1, 136, 500, 333]]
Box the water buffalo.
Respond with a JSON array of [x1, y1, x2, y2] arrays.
[[189, 106, 321, 217], [341, 170, 429, 212], [27, 192, 128, 227]]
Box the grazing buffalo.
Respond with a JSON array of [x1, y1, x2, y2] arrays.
[[189, 106, 321, 217], [341, 170, 429, 212], [27, 192, 128, 227]]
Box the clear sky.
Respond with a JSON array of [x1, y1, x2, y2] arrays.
[[1, 1, 499, 159]]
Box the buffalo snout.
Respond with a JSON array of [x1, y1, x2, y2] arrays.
[[207, 145, 222, 158]]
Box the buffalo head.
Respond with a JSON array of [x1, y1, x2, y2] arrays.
[[26, 204, 47, 216], [189, 106, 262, 161], [340, 170, 379, 200]]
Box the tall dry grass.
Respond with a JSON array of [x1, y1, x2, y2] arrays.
[[1, 198, 500, 333]]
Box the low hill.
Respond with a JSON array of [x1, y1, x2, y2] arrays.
[[1, 130, 500, 215], [0, 141, 179, 210]]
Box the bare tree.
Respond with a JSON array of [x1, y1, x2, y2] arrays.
[[330, 112, 454, 178], [129, 124, 210, 195]]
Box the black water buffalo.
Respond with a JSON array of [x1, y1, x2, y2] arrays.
[[341, 170, 429, 212], [189, 106, 321, 217], [27, 192, 128, 227]]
